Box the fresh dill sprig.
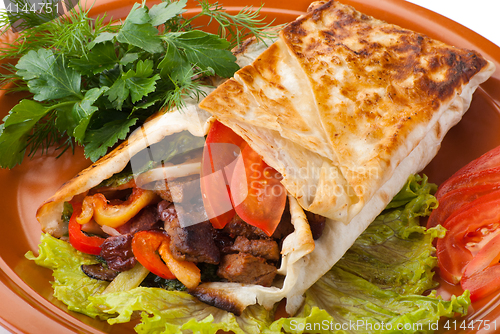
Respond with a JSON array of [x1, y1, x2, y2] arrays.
[[25, 110, 73, 159], [0, 0, 118, 60], [162, 65, 210, 111], [0, 0, 279, 168], [187, 0, 280, 48], [0, 0, 59, 33]]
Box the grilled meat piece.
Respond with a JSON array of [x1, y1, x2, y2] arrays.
[[159, 201, 220, 264], [99, 234, 136, 271], [158, 200, 176, 222], [217, 252, 277, 287], [223, 214, 269, 239], [117, 205, 160, 234], [81, 263, 119, 281], [213, 230, 234, 251], [225, 236, 280, 261], [154, 175, 201, 203]]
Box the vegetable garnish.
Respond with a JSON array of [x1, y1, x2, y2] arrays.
[[432, 144, 500, 301], [77, 187, 158, 228], [0, 0, 277, 168], [131, 230, 176, 280], [201, 120, 286, 235], [26, 174, 471, 333], [68, 202, 105, 256], [200, 120, 244, 229], [231, 143, 286, 236]]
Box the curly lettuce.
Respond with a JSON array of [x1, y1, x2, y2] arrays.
[[26, 174, 470, 333]]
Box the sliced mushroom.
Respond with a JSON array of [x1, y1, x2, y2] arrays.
[[81, 263, 119, 281]]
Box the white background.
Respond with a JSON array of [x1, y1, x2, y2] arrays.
[[0, 0, 498, 333]]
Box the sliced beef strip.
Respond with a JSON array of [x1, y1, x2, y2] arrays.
[[129, 205, 160, 234], [305, 211, 326, 240], [225, 236, 280, 261], [158, 200, 220, 264], [117, 205, 160, 234], [217, 252, 277, 287], [158, 200, 176, 222], [223, 214, 269, 240], [99, 234, 137, 272], [174, 197, 210, 229]]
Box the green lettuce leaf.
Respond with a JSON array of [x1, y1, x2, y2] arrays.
[[26, 174, 470, 333], [25, 234, 109, 318]]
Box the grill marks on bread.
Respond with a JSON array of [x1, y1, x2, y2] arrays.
[[199, 0, 490, 223]]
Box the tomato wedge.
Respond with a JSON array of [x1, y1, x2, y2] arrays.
[[68, 202, 105, 255], [201, 120, 287, 235], [200, 121, 245, 228], [436, 196, 500, 284], [427, 183, 500, 229], [435, 167, 500, 199], [230, 143, 286, 236], [462, 264, 500, 302], [435, 145, 500, 199], [463, 232, 500, 279], [131, 230, 175, 280], [445, 145, 500, 182]]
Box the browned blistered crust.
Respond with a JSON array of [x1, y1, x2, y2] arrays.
[[200, 0, 489, 209], [282, 1, 487, 190], [190, 285, 247, 316]]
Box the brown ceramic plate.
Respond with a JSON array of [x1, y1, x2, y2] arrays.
[[0, 0, 499, 333]]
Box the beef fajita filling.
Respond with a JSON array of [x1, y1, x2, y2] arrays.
[[72, 175, 325, 288]]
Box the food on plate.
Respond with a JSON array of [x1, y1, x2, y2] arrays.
[[431, 144, 500, 302], [21, 0, 498, 333], [199, 0, 495, 312], [30, 174, 471, 332]]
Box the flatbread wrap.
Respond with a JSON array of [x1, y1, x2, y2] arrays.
[[198, 0, 495, 314], [34, 0, 494, 322]]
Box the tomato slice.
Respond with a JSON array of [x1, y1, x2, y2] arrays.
[[435, 166, 500, 199], [200, 120, 287, 235], [433, 144, 500, 301], [436, 196, 500, 284], [200, 121, 245, 228], [68, 203, 105, 256], [446, 145, 500, 181], [461, 264, 500, 302], [427, 183, 500, 229], [463, 232, 500, 279], [230, 143, 287, 236], [435, 145, 500, 199], [131, 230, 175, 280]]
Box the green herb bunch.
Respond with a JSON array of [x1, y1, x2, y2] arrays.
[[0, 0, 276, 168]]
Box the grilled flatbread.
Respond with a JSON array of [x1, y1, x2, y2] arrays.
[[36, 0, 495, 317], [35, 37, 320, 316], [200, 0, 495, 224], [197, 0, 495, 313]]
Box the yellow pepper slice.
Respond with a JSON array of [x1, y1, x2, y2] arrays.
[[76, 188, 158, 228], [158, 241, 201, 289]]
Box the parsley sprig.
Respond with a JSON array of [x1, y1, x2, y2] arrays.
[[0, 0, 277, 168]]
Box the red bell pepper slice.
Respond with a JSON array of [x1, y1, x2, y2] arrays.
[[131, 230, 175, 280], [68, 202, 105, 256]]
